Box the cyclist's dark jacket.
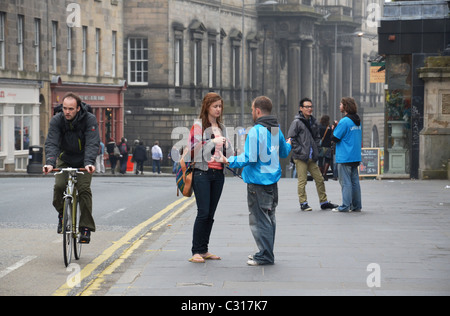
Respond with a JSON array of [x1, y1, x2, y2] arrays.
[[45, 103, 100, 168]]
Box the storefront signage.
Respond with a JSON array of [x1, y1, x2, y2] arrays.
[[359, 148, 381, 177], [370, 62, 385, 84], [80, 95, 106, 102], [144, 107, 180, 113]]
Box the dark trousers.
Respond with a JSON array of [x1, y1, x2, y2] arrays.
[[135, 160, 144, 174], [191, 169, 224, 255], [120, 155, 128, 174], [109, 154, 118, 173], [247, 183, 278, 265], [53, 161, 95, 232]]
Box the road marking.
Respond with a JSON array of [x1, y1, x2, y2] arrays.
[[79, 197, 195, 296], [0, 256, 37, 279], [101, 208, 126, 219], [52, 196, 194, 296]]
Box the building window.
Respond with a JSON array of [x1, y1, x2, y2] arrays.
[[232, 45, 240, 88], [112, 31, 117, 77], [189, 21, 205, 87], [82, 26, 87, 75], [67, 26, 72, 75], [174, 38, 182, 87], [0, 12, 5, 69], [128, 38, 148, 85], [249, 47, 257, 90], [34, 19, 40, 72], [208, 42, 216, 88], [193, 40, 202, 86], [14, 105, 32, 151], [173, 24, 185, 90], [17, 15, 24, 71], [51, 21, 58, 73], [95, 28, 101, 76]]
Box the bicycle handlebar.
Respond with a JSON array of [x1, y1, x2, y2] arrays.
[[52, 168, 87, 172], [44, 167, 87, 175]]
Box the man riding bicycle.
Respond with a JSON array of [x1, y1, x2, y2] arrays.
[[43, 92, 100, 244]]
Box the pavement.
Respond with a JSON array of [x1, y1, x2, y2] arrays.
[[97, 177, 450, 297]]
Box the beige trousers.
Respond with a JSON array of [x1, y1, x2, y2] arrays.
[[294, 159, 328, 205]]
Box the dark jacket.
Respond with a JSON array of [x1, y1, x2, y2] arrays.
[[133, 144, 148, 162], [45, 103, 100, 168], [287, 112, 320, 162]]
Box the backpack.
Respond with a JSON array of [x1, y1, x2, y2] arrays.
[[119, 143, 128, 155], [175, 147, 195, 197]]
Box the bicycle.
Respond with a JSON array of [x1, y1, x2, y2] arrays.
[[53, 168, 86, 267]]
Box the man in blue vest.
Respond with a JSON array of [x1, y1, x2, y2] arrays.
[[217, 96, 291, 266]]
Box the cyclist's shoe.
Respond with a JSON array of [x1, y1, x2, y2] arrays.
[[79, 227, 91, 244], [57, 214, 63, 234]]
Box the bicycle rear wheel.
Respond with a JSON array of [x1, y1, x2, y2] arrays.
[[73, 199, 82, 260], [63, 198, 73, 267]]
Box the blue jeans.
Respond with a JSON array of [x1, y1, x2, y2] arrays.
[[192, 169, 224, 255], [247, 183, 278, 265], [337, 163, 362, 211], [152, 159, 161, 173]]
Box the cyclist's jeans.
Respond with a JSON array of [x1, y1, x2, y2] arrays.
[[53, 161, 96, 232]]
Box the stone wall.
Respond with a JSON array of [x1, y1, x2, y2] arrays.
[[417, 56, 450, 179]]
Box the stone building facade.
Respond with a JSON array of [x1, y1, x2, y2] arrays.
[[0, 0, 125, 172], [123, 0, 384, 168]]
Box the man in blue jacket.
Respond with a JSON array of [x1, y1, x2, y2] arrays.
[[217, 96, 291, 266], [332, 97, 362, 212]]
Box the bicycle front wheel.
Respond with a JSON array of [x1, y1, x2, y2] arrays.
[[73, 199, 82, 260], [63, 198, 73, 267]]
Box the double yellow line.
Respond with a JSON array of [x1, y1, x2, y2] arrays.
[[53, 196, 195, 296]]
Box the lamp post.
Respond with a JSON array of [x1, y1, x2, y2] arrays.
[[240, 0, 278, 127], [333, 27, 363, 121]]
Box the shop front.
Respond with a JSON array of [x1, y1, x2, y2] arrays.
[[378, 1, 450, 179], [384, 55, 412, 177], [50, 77, 127, 145], [0, 79, 41, 172]]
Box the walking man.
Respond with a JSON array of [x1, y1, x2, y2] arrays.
[[217, 96, 291, 266], [288, 98, 338, 211]]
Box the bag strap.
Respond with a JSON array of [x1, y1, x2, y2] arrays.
[[321, 126, 329, 144], [225, 166, 243, 180]]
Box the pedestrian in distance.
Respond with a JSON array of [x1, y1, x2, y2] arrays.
[[216, 96, 292, 266], [332, 97, 363, 213], [151, 141, 163, 174], [43, 92, 100, 244], [318, 115, 333, 181], [95, 141, 106, 173], [189, 92, 232, 263], [118, 137, 129, 174], [106, 137, 119, 174], [133, 140, 148, 175], [287, 98, 338, 212]]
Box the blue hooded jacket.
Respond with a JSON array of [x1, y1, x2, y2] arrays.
[[228, 115, 291, 185]]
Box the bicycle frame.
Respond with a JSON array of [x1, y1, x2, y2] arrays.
[[54, 168, 85, 267]]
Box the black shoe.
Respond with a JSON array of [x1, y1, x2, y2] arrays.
[[57, 214, 63, 234], [321, 201, 339, 210], [301, 203, 312, 211], [79, 227, 91, 244]]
